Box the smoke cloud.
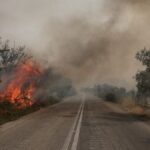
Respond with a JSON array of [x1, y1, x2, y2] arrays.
[[0, 0, 150, 89]]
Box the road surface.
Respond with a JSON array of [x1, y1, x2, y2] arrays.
[[0, 94, 150, 150]]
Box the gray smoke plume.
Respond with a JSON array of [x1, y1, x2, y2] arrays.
[[0, 0, 150, 89]]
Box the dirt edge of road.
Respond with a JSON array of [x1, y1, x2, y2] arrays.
[[104, 101, 150, 131]]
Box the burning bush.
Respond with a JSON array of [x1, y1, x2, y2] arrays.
[[0, 40, 75, 110], [0, 59, 42, 108], [0, 39, 76, 124]]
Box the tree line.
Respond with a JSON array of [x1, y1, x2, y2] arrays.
[[85, 48, 150, 106], [0, 38, 150, 106]]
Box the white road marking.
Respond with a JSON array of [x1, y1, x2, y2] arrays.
[[62, 100, 84, 150], [71, 101, 84, 150]]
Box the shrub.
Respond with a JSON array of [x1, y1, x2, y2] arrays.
[[105, 93, 117, 102]]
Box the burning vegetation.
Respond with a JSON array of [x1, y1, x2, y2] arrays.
[[0, 59, 42, 108], [0, 40, 44, 108], [0, 39, 76, 124]]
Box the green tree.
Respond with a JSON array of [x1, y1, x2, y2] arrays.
[[136, 48, 150, 106]]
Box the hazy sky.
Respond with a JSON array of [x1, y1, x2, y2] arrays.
[[0, 0, 150, 89]]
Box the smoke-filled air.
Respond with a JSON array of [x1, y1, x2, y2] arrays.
[[0, 0, 150, 89]]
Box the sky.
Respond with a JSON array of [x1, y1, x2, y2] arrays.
[[0, 0, 150, 89]]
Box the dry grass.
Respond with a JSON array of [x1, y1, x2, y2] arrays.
[[121, 96, 149, 117], [121, 96, 136, 110], [129, 106, 145, 116], [145, 109, 150, 118]]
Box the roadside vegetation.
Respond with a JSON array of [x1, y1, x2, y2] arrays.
[[88, 83, 150, 118], [0, 97, 59, 125], [87, 48, 150, 118], [0, 38, 76, 125]]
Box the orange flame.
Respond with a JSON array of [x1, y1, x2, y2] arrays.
[[0, 59, 42, 108]]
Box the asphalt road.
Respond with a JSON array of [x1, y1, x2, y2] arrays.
[[0, 94, 150, 150]]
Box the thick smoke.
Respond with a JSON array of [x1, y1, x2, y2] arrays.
[[0, 0, 150, 89]]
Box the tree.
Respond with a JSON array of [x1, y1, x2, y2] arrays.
[[135, 48, 150, 106], [0, 38, 31, 72], [105, 93, 117, 102], [0, 38, 31, 85], [0, 41, 25, 68]]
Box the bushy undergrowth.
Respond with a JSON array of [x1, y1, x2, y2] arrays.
[[104, 93, 118, 102], [0, 97, 59, 125], [90, 84, 135, 103]]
